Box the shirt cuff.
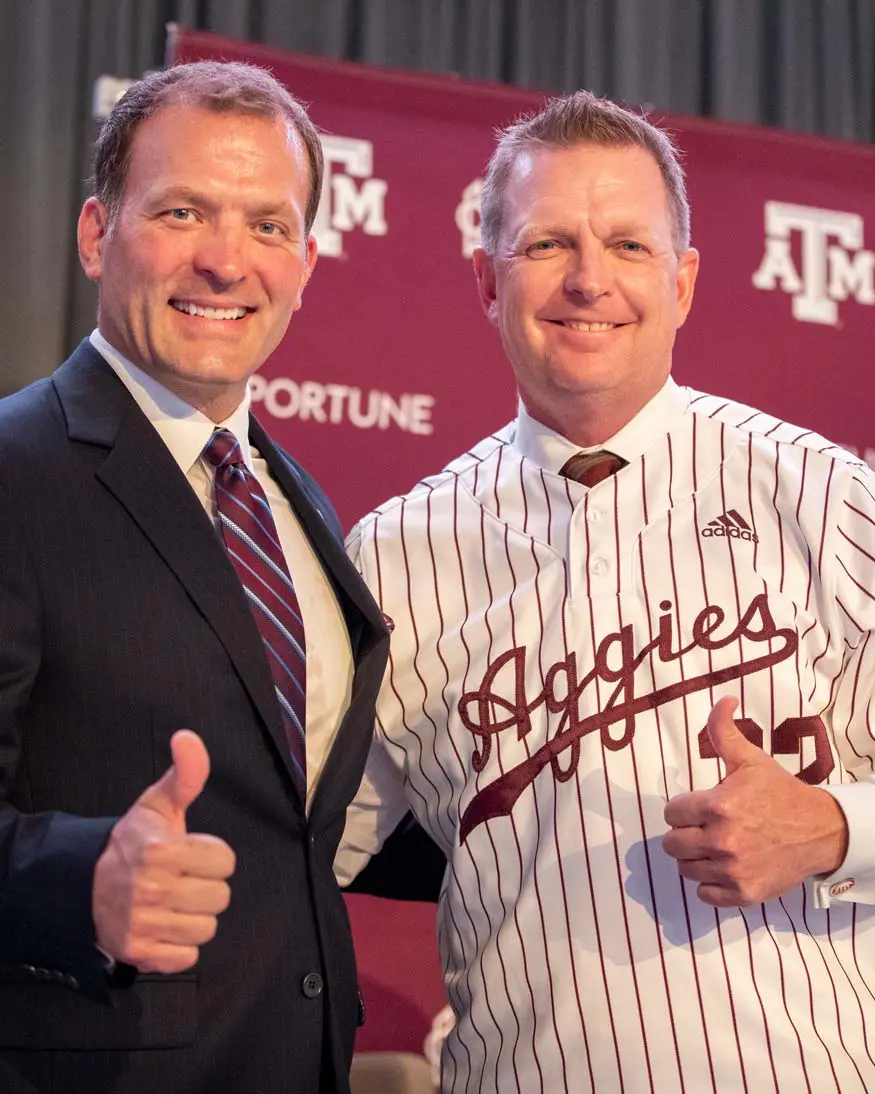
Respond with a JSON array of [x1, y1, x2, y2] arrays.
[[811, 782, 875, 909], [96, 944, 116, 973]]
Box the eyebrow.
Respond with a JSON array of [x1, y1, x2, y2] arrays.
[[148, 187, 208, 208], [247, 203, 296, 222], [514, 220, 656, 242], [514, 224, 573, 240]]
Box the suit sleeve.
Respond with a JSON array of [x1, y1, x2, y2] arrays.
[[814, 468, 875, 908], [0, 475, 117, 999]]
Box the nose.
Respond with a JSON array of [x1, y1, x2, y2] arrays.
[[563, 242, 610, 301], [192, 223, 247, 289]]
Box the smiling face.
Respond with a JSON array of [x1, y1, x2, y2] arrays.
[[473, 142, 699, 444], [78, 103, 317, 421]]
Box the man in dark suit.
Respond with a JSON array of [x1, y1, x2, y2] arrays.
[[0, 61, 389, 1094]]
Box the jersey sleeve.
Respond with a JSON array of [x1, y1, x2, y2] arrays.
[[335, 519, 411, 886], [333, 723, 413, 886], [814, 467, 875, 908]]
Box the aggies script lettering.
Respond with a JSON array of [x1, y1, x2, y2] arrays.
[[457, 592, 833, 842]]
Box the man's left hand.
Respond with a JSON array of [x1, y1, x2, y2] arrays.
[[662, 696, 848, 907]]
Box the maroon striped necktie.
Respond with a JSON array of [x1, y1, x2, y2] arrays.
[[203, 429, 307, 793], [559, 450, 627, 487]]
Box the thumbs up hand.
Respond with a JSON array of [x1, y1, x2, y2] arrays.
[[92, 731, 236, 973], [662, 698, 847, 907]]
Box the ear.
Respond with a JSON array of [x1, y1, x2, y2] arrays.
[[77, 197, 111, 282], [675, 247, 699, 329], [472, 246, 500, 326], [293, 234, 319, 312]]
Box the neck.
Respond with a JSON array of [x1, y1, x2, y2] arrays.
[[143, 368, 248, 424], [521, 379, 668, 448], [173, 383, 248, 424]]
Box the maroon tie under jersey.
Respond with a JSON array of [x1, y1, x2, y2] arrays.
[[336, 381, 875, 1094]]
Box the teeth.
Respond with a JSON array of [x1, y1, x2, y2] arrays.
[[562, 320, 617, 332], [172, 301, 247, 320]]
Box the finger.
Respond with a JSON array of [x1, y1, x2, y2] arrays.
[[168, 877, 232, 916], [695, 883, 750, 909], [136, 731, 211, 828], [130, 908, 220, 947], [129, 866, 230, 914], [143, 834, 236, 880], [677, 858, 727, 884], [662, 826, 710, 862], [664, 790, 712, 828], [129, 942, 201, 975], [706, 697, 765, 775]]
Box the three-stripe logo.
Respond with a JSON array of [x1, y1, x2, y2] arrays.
[[700, 509, 759, 542]]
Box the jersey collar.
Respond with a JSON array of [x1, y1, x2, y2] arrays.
[[513, 377, 690, 475]]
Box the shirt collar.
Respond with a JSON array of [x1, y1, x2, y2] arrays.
[[90, 329, 253, 474], [513, 377, 690, 474]]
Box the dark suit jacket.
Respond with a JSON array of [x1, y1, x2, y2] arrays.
[[0, 341, 389, 1094]]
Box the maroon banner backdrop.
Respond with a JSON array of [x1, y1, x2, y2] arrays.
[[170, 27, 875, 535], [168, 28, 875, 1055]]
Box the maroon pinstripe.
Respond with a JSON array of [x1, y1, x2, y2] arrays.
[[339, 387, 875, 1094]]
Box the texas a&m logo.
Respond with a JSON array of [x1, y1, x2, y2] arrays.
[[455, 179, 483, 258], [752, 201, 874, 325], [311, 135, 388, 258]]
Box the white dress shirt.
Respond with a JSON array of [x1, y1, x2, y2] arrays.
[[91, 330, 353, 808]]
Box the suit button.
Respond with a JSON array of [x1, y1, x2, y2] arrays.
[[301, 973, 323, 999]]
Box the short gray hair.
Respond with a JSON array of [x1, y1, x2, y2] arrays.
[[480, 90, 691, 256]]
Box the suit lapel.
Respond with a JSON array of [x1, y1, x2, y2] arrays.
[[53, 343, 304, 800], [250, 416, 391, 813], [248, 415, 386, 656]]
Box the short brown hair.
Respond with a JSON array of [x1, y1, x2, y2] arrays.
[[480, 90, 691, 255], [93, 60, 324, 233]]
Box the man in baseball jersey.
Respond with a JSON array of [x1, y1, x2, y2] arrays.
[[335, 90, 875, 1092]]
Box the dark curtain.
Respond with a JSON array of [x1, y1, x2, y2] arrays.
[[2, 0, 872, 393]]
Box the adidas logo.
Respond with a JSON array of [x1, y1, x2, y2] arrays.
[[700, 509, 759, 542]]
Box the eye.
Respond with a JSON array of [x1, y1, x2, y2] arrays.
[[167, 208, 196, 222], [524, 239, 561, 259], [256, 222, 285, 237], [618, 240, 647, 254]]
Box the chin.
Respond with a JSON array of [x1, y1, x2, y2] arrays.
[[172, 357, 250, 384], [549, 368, 616, 394]]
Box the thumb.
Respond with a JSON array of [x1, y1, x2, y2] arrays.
[[706, 697, 764, 775], [135, 730, 210, 828]]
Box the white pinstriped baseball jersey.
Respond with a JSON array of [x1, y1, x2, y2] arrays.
[[338, 379, 875, 1094]]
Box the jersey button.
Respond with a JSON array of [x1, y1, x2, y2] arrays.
[[302, 973, 324, 999], [589, 557, 609, 576], [587, 508, 603, 523]]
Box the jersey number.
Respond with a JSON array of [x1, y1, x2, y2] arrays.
[[697, 716, 834, 784]]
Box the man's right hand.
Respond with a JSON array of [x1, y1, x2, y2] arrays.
[[92, 730, 236, 974]]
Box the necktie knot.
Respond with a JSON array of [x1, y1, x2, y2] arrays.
[[204, 429, 244, 472], [560, 449, 627, 488]]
